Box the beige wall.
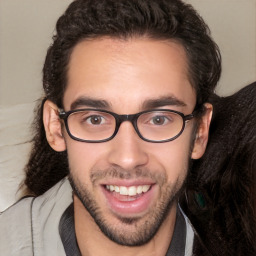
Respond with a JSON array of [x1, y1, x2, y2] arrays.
[[0, 0, 256, 211], [0, 0, 73, 107], [186, 0, 256, 95]]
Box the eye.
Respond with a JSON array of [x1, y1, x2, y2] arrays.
[[86, 115, 105, 125], [150, 116, 169, 125]]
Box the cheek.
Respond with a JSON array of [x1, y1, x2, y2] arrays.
[[150, 135, 192, 182], [65, 139, 106, 177]]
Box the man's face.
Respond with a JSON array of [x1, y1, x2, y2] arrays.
[[62, 38, 198, 245]]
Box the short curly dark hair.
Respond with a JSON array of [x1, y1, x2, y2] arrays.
[[24, 0, 221, 195]]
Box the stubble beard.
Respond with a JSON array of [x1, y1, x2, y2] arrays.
[[68, 165, 188, 247]]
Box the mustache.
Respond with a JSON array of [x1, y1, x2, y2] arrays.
[[90, 167, 167, 186]]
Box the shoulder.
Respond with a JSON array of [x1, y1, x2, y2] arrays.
[[0, 177, 72, 256], [32, 177, 73, 255], [0, 196, 34, 255], [179, 205, 195, 256], [32, 176, 72, 215], [179, 204, 213, 256]]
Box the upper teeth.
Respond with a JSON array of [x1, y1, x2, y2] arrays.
[[106, 185, 150, 196]]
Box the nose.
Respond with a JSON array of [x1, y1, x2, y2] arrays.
[[107, 121, 149, 170]]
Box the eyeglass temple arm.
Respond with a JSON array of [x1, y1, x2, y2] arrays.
[[188, 104, 206, 120], [58, 109, 66, 119]]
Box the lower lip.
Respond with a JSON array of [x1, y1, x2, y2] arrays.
[[101, 185, 156, 216]]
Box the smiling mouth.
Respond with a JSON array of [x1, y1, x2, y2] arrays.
[[102, 183, 155, 214], [105, 184, 151, 197]]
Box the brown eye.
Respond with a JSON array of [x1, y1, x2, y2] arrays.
[[151, 116, 167, 125], [87, 115, 104, 125]]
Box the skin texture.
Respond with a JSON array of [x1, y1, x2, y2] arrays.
[[43, 37, 212, 256]]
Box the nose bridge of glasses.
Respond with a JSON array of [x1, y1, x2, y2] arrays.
[[115, 113, 138, 132], [119, 113, 136, 121]]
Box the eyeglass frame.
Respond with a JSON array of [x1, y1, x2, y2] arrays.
[[58, 107, 202, 143]]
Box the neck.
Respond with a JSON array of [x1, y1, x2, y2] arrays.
[[74, 195, 177, 256]]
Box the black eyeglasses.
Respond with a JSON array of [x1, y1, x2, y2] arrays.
[[59, 108, 199, 143]]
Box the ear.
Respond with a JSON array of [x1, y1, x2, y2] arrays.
[[191, 103, 213, 159], [43, 100, 66, 152]]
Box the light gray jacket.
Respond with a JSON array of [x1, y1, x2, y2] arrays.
[[0, 178, 72, 256]]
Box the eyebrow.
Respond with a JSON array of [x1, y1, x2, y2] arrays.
[[142, 96, 187, 110], [69, 95, 187, 111], [70, 97, 110, 110]]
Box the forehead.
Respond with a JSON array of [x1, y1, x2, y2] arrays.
[[64, 37, 196, 112]]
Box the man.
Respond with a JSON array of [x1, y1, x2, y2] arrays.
[[0, 0, 221, 255]]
